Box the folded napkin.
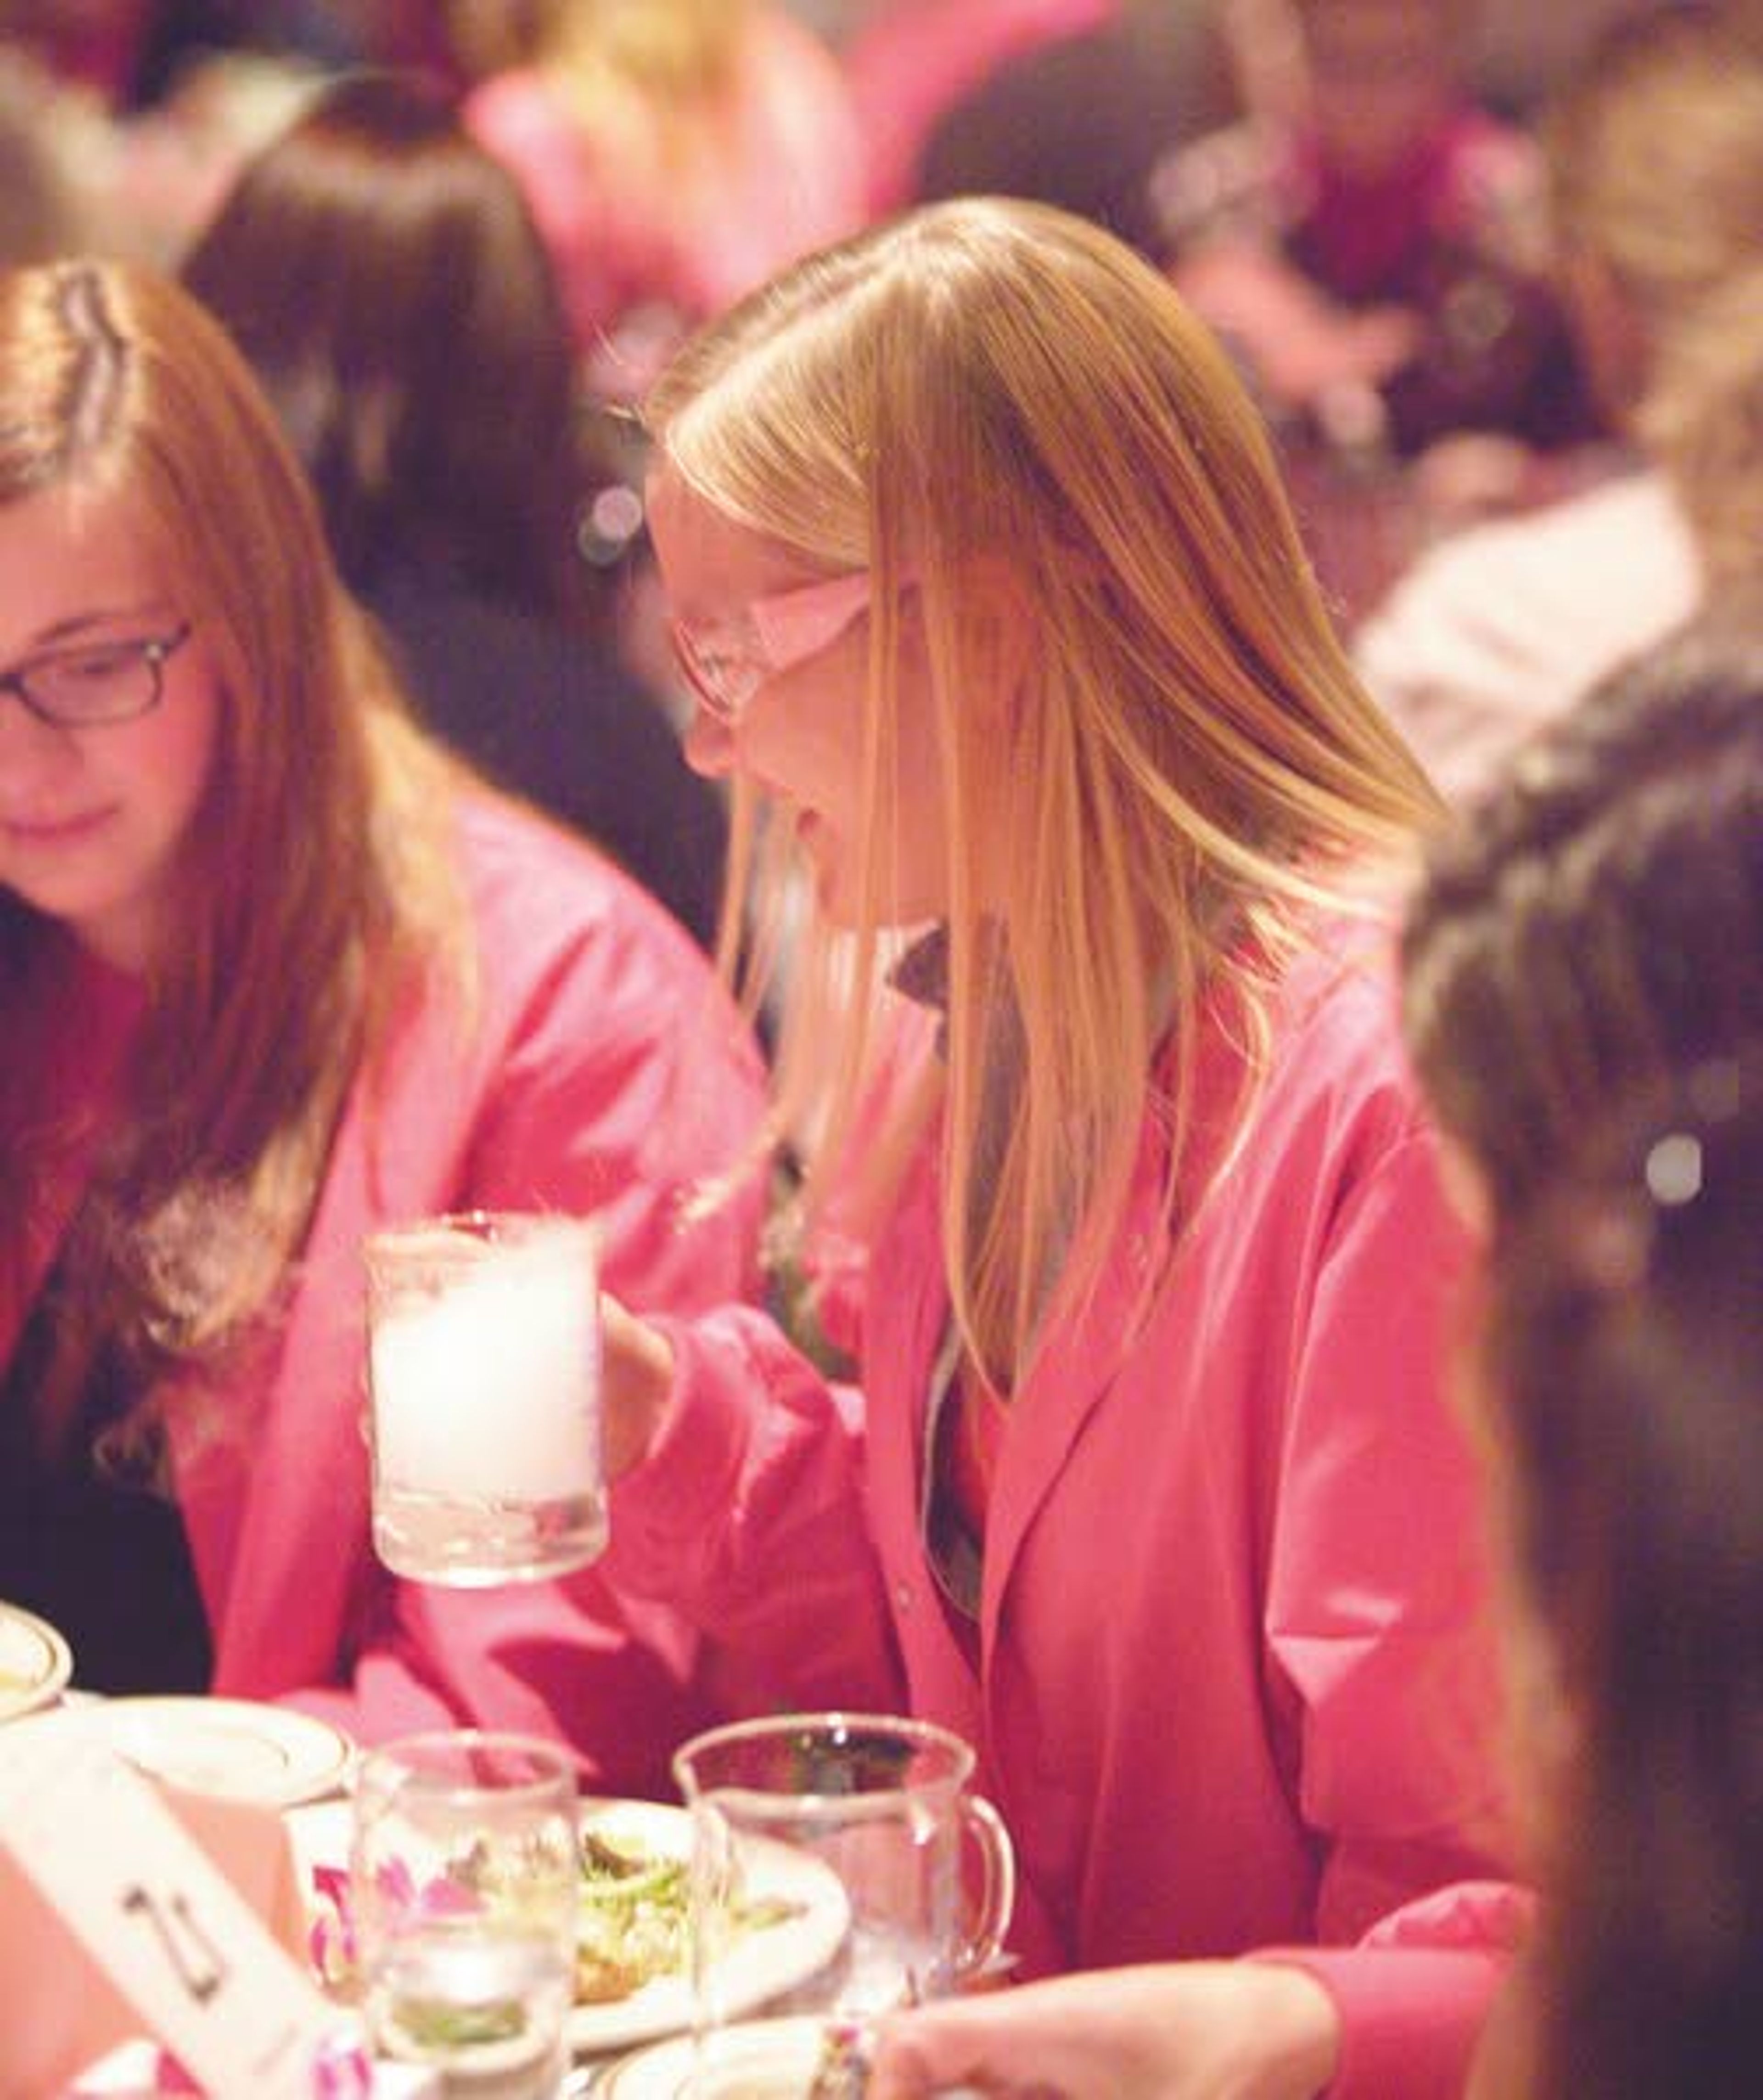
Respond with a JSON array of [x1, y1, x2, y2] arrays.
[[0, 1776, 309, 2100]]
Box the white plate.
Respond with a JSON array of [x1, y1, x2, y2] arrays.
[[567, 1800, 847, 2057], [0, 1600, 73, 1722], [597, 2016, 843, 2099], [4, 1696, 355, 1807], [285, 1795, 850, 2060], [103, 1698, 355, 1806]]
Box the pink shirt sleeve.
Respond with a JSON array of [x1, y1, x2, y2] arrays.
[[603, 1309, 905, 1718], [1258, 1883, 1534, 2100], [264, 829, 771, 1783], [1260, 1129, 1521, 2095]]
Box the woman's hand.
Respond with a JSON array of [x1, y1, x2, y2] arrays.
[[598, 1291, 676, 1481], [866, 1960, 1340, 2100]]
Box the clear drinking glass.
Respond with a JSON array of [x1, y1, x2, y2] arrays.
[[672, 1712, 1016, 2096], [365, 1212, 604, 1586], [350, 1731, 578, 2098]]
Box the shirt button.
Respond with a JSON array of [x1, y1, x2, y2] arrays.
[[894, 1582, 914, 1613]]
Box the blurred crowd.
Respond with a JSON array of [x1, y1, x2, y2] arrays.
[[5, 0, 1753, 766]]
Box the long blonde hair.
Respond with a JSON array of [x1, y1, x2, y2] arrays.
[[651, 200, 1440, 1388], [0, 259, 464, 1442], [1545, 10, 1763, 585]]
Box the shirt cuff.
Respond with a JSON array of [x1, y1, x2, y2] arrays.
[[1250, 1943, 1508, 2100]]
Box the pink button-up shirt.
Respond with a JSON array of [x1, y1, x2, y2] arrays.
[[608, 936, 1520, 2095]]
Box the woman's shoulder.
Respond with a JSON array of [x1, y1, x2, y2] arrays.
[[1155, 917, 1412, 1116], [1141, 920, 1426, 1233], [405, 788, 758, 1099], [449, 787, 708, 977], [1252, 921, 1426, 1144]]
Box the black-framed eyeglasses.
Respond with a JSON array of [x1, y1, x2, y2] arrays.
[[0, 620, 194, 728]]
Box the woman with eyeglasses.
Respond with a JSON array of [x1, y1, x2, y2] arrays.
[[852, 600, 1763, 2096], [0, 256, 783, 1791], [584, 198, 1519, 2096]]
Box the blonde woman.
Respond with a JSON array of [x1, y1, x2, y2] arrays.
[[1356, 7, 1763, 799], [593, 200, 1519, 2096], [0, 258, 771, 1790], [460, 0, 866, 383]]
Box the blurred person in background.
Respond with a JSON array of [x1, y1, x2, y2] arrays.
[[1356, 6, 1763, 798], [182, 71, 727, 949], [1466, 0, 1694, 113], [1404, 602, 1763, 2100], [457, 0, 865, 405], [909, 1, 1238, 257], [0, 256, 773, 1787], [837, 0, 1123, 219], [0, 0, 451, 108], [0, 0, 161, 107], [869, 599, 1763, 2099], [0, 3, 325, 270], [1464, 1076, 1763, 2100], [0, 46, 93, 266], [1157, 0, 1587, 463]]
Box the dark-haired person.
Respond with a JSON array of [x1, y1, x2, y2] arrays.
[[182, 71, 729, 949], [1461, 1067, 1762, 2100]]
